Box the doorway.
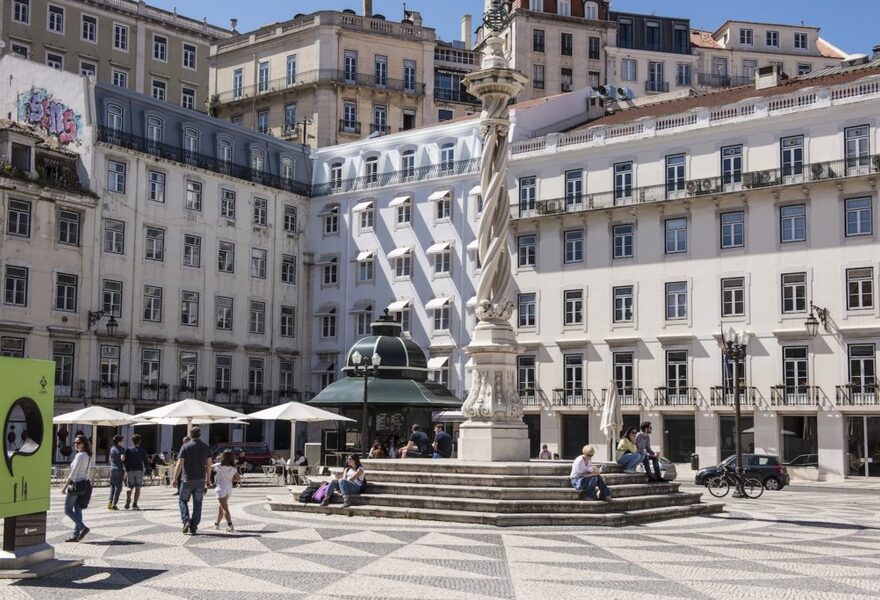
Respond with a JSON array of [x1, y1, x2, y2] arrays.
[[847, 416, 880, 477], [561, 414, 589, 459], [523, 415, 541, 459], [663, 415, 695, 463]]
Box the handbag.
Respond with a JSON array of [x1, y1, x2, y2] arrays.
[[75, 480, 93, 508], [311, 482, 330, 503]]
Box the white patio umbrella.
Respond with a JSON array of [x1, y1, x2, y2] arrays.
[[132, 398, 247, 430], [131, 417, 249, 427], [600, 383, 623, 462], [53, 406, 136, 462], [243, 402, 354, 456]]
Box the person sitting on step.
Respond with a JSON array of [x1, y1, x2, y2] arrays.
[[538, 444, 553, 460], [616, 427, 645, 474], [635, 421, 664, 482], [570, 445, 612, 501], [320, 454, 366, 509]]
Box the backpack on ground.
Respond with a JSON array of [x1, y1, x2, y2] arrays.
[[298, 481, 321, 503], [311, 482, 330, 503]]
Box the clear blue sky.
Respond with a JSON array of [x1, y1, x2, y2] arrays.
[[155, 0, 879, 54]]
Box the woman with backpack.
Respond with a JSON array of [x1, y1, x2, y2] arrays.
[[60, 435, 92, 542], [319, 454, 366, 509]]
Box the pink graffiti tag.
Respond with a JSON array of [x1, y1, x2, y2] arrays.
[[20, 89, 82, 146]]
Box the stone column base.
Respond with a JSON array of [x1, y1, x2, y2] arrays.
[[457, 420, 531, 462]]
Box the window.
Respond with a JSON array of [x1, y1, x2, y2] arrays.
[[342, 102, 358, 132], [104, 219, 125, 254], [183, 234, 201, 267], [215, 356, 231, 391], [112, 69, 128, 88], [797, 64, 812, 76], [740, 28, 753, 46], [440, 143, 455, 173], [46, 53, 63, 70], [645, 21, 661, 51], [258, 61, 270, 93], [847, 268, 874, 310], [153, 35, 167, 61], [148, 171, 165, 202], [564, 170, 583, 209], [676, 64, 691, 86], [612, 224, 633, 259], [248, 358, 265, 395], [780, 204, 806, 243], [181, 88, 195, 110], [433, 305, 450, 332], [666, 154, 686, 197], [100, 345, 120, 386], [394, 254, 411, 279], [282, 157, 295, 182], [611, 162, 634, 203], [330, 162, 343, 190], [142, 286, 162, 321], [146, 117, 163, 142], [564, 230, 583, 263], [220, 189, 236, 219], [557, 0, 571, 16], [151, 79, 166, 101], [144, 227, 165, 261], [517, 356, 536, 394], [612, 285, 633, 323], [434, 250, 452, 275], [358, 256, 374, 282], [280, 306, 296, 337], [185, 180, 202, 211], [721, 145, 743, 190], [561, 33, 573, 56], [251, 248, 267, 279], [846, 197, 873, 237], [81, 14, 97, 42], [249, 301, 266, 334], [618, 17, 633, 48], [48, 5, 64, 33], [253, 197, 268, 226], [364, 156, 379, 186], [401, 150, 415, 180], [218, 241, 235, 273], [781, 273, 807, 314], [215, 296, 233, 330], [281, 254, 297, 284], [436, 195, 452, 220], [665, 281, 687, 320], [848, 344, 876, 399], [113, 23, 129, 51], [7, 200, 31, 237], [519, 176, 537, 214], [621, 59, 636, 82], [564, 354, 583, 396], [564, 290, 583, 326], [283, 205, 298, 233], [321, 312, 337, 338], [781, 135, 804, 181], [182, 43, 197, 69], [518, 234, 536, 267], [13, 0, 29, 24], [721, 277, 745, 317], [397, 197, 411, 225], [404, 60, 417, 93], [11, 43, 29, 59], [533, 64, 545, 89], [845, 126, 870, 175], [720, 211, 744, 249], [561, 68, 573, 92], [743, 59, 758, 80], [665, 218, 688, 254], [80, 61, 97, 77], [184, 128, 200, 154], [251, 147, 264, 172], [140, 348, 160, 392], [529, 0, 542, 9], [279, 361, 295, 393], [232, 69, 243, 99], [665, 350, 688, 396], [257, 110, 269, 134], [374, 54, 388, 87], [344, 50, 358, 83], [181, 291, 199, 326], [4, 266, 28, 306], [179, 352, 197, 391], [766, 30, 779, 47], [108, 160, 126, 193], [0, 337, 25, 358], [518, 293, 537, 328], [282, 104, 298, 136], [533, 29, 545, 52], [100, 280, 121, 318], [323, 206, 339, 235], [588, 36, 601, 60], [55, 273, 77, 312], [219, 139, 233, 164], [53, 342, 75, 392], [794, 32, 808, 50]]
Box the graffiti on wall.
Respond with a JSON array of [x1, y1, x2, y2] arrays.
[[17, 88, 83, 146]]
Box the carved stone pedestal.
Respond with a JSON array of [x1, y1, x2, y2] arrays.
[[458, 321, 530, 462]]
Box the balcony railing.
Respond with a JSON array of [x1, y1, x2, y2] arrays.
[[174, 385, 207, 401], [654, 387, 697, 407], [710, 386, 756, 407], [645, 80, 669, 93], [836, 384, 879, 406], [771, 385, 821, 407], [339, 120, 362, 135], [274, 389, 301, 403], [697, 72, 753, 89], [135, 383, 169, 404], [519, 389, 540, 407], [313, 157, 480, 197], [55, 380, 86, 402], [90, 380, 129, 401], [514, 155, 880, 219], [370, 123, 390, 135], [600, 388, 646, 407], [98, 126, 312, 196], [215, 68, 426, 103], [245, 390, 272, 406], [551, 388, 595, 408]]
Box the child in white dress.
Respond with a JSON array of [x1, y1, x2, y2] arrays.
[[213, 450, 239, 532]]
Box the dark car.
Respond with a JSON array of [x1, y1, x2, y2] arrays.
[[694, 454, 790, 490], [211, 442, 271, 472]]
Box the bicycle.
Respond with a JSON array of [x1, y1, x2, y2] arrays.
[[705, 464, 764, 499]]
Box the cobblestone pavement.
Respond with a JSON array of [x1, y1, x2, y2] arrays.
[[2, 481, 880, 599]]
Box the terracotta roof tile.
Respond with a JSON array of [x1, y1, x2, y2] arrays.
[[690, 29, 721, 49], [817, 38, 847, 59]]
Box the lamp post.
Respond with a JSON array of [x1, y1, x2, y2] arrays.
[[805, 303, 829, 337], [351, 350, 381, 454], [722, 327, 749, 497], [88, 310, 119, 337]]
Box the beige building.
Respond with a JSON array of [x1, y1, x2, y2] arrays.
[[209, 5, 438, 148], [0, 0, 230, 110], [691, 21, 847, 89]]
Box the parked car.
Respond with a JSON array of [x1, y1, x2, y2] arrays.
[[211, 442, 272, 472], [786, 454, 818, 467], [694, 454, 790, 490], [635, 456, 678, 481]]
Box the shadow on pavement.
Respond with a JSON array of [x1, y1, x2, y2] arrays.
[[87, 540, 145, 546], [13, 566, 166, 590], [707, 514, 880, 531]]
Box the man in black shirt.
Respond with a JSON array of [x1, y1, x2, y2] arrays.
[[406, 424, 431, 458], [432, 424, 453, 459], [171, 427, 212, 535]]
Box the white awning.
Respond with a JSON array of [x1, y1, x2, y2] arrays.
[[466, 239, 479, 251], [426, 241, 452, 255], [466, 296, 477, 308], [356, 250, 375, 262], [315, 254, 337, 265], [317, 204, 339, 217], [349, 300, 373, 313], [387, 299, 411, 312], [468, 185, 482, 196], [425, 297, 451, 310], [428, 189, 451, 201], [389, 195, 411, 208], [427, 356, 450, 369], [387, 246, 412, 259], [311, 360, 335, 373], [352, 200, 373, 212], [314, 304, 336, 316]]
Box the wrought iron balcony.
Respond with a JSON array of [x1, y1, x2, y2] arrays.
[[599, 388, 645, 407], [645, 80, 669, 93], [551, 388, 594, 408], [519, 388, 540, 407], [370, 123, 390, 135], [55, 380, 86, 402], [90, 380, 129, 401], [710, 386, 756, 407], [339, 120, 361, 135], [771, 385, 821, 407], [697, 72, 753, 89], [174, 385, 207, 401], [313, 157, 479, 197], [245, 390, 272, 406], [835, 384, 879, 406], [135, 383, 169, 403], [654, 387, 697, 407], [274, 389, 302, 403]]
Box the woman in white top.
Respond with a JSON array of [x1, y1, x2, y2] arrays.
[[212, 450, 240, 531], [60, 436, 92, 541], [569, 445, 612, 501], [319, 454, 365, 509]]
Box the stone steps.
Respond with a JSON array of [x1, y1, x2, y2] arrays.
[[364, 480, 681, 500], [359, 459, 583, 476]]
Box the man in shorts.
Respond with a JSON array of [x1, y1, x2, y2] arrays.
[[123, 433, 150, 510]]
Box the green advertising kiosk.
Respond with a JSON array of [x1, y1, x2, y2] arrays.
[[0, 357, 82, 578]]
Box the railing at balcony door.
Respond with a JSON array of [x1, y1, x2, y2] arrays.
[[835, 384, 879, 406], [771, 385, 820, 407], [710, 386, 756, 407]]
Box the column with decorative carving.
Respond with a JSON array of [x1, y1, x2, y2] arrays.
[[457, 3, 530, 461]]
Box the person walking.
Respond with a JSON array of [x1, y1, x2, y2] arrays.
[[107, 434, 126, 510], [171, 436, 190, 496], [171, 427, 212, 535], [636, 421, 663, 482], [123, 433, 150, 509], [212, 450, 240, 532], [60, 435, 91, 542], [570, 445, 612, 501], [616, 427, 645, 474]]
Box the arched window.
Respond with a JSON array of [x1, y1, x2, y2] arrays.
[[107, 104, 124, 131], [183, 128, 200, 153], [218, 138, 232, 163], [584, 1, 599, 20], [330, 161, 344, 190], [364, 156, 379, 186], [250, 148, 265, 172], [401, 149, 415, 179], [146, 117, 163, 142], [440, 142, 455, 173], [281, 157, 295, 182]]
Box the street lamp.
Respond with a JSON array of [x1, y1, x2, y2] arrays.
[[351, 350, 381, 454], [88, 310, 119, 337], [804, 303, 829, 337], [721, 327, 749, 498]]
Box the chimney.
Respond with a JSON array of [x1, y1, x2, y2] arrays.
[[363, 0, 372, 17], [755, 64, 783, 90], [873, 44, 880, 60], [461, 15, 473, 50], [230, 18, 238, 32]]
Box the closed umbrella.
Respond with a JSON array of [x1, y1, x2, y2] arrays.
[[244, 402, 354, 457], [600, 383, 623, 462], [132, 398, 247, 431]]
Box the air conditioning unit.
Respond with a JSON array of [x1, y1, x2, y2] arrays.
[[686, 180, 697, 194], [599, 84, 618, 100], [811, 163, 825, 179], [618, 86, 636, 100], [700, 178, 714, 192]]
